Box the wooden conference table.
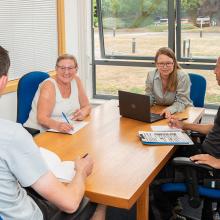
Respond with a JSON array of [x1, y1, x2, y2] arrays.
[[34, 100, 204, 220]]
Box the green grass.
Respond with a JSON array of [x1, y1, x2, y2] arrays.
[[206, 94, 220, 104], [146, 24, 168, 32]]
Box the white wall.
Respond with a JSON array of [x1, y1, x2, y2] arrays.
[[0, 0, 92, 121], [65, 0, 92, 98]]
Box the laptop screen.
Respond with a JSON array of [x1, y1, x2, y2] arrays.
[[118, 90, 163, 123]]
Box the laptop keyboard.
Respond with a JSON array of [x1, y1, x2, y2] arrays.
[[151, 113, 163, 119]]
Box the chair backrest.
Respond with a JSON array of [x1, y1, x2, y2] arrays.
[[189, 73, 206, 107], [17, 71, 49, 124]]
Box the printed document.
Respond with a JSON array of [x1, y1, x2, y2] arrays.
[[138, 131, 194, 145]]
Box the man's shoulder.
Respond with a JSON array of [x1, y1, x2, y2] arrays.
[[0, 119, 26, 136], [0, 118, 20, 127]]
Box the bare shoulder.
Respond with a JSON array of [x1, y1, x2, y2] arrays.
[[40, 79, 56, 95], [74, 75, 82, 84], [74, 75, 83, 88]]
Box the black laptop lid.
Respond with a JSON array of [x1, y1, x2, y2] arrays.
[[118, 90, 151, 122]]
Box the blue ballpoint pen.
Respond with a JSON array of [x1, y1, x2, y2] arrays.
[[62, 112, 70, 124]]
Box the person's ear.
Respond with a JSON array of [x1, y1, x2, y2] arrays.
[[0, 75, 8, 93], [216, 57, 220, 67]]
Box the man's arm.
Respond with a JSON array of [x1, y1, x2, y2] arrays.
[[182, 122, 214, 135], [168, 116, 214, 135], [32, 155, 93, 214]]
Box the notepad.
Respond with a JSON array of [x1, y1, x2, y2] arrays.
[[40, 147, 75, 182], [47, 121, 88, 135], [138, 131, 194, 145]]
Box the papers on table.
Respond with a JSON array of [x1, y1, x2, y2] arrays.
[[138, 131, 194, 145], [47, 121, 88, 135]]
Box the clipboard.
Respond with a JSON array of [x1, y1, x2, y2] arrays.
[[138, 131, 194, 145]]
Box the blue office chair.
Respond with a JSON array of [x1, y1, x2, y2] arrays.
[[188, 73, 207, 143], [189, 73, 207, 108], [17, 71, 49, 135]]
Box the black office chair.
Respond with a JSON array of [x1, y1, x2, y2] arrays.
[[160, 74, 210, 219], [17, 71, 49, 136], [161, 157, 220, 220]]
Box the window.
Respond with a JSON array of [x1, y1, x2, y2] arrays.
[[176, 0, 220, 62], [0, 0, 59, 80], [93, 0, 219, 106]]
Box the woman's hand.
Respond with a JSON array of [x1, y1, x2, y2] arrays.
[[160, 108, 171, 118], [71, 109, 85, 121], [57, 122, 73, 133], [190, 154, 220, 169]]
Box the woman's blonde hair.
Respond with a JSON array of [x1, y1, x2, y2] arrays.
[[155, 47, 181, 92], [56, 54, 78, 71]]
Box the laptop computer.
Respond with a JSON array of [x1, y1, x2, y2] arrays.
[[118, 90, 164, 123]]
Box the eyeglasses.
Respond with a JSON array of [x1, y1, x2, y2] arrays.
[[56, 65, 76, 72], [157, 62, 174, 68]]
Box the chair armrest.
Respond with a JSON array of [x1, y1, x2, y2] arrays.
[[23, 126, 40, 136], [190, 131, 206, 138], [172, 157, 213, 171], [189, 131, 206, 145]]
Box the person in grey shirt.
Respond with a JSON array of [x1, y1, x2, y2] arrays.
[[145, 47, 192, 118], [0, 46, 106, 220]]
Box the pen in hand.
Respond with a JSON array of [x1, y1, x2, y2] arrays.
[[62, 112, 71, 124], [82, 153, 88, 158], [179, 117, 188, 121]]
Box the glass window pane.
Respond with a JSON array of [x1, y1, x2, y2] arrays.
[[95, 65, 153, 96], [95, 65, 219, 106], [180, 0, 220, 59], [100, 0, 169, 57]]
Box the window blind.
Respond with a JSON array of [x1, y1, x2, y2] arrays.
[[0, 0, 58, 80]]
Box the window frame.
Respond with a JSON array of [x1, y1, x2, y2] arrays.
[[92, 0, 218, 108]]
